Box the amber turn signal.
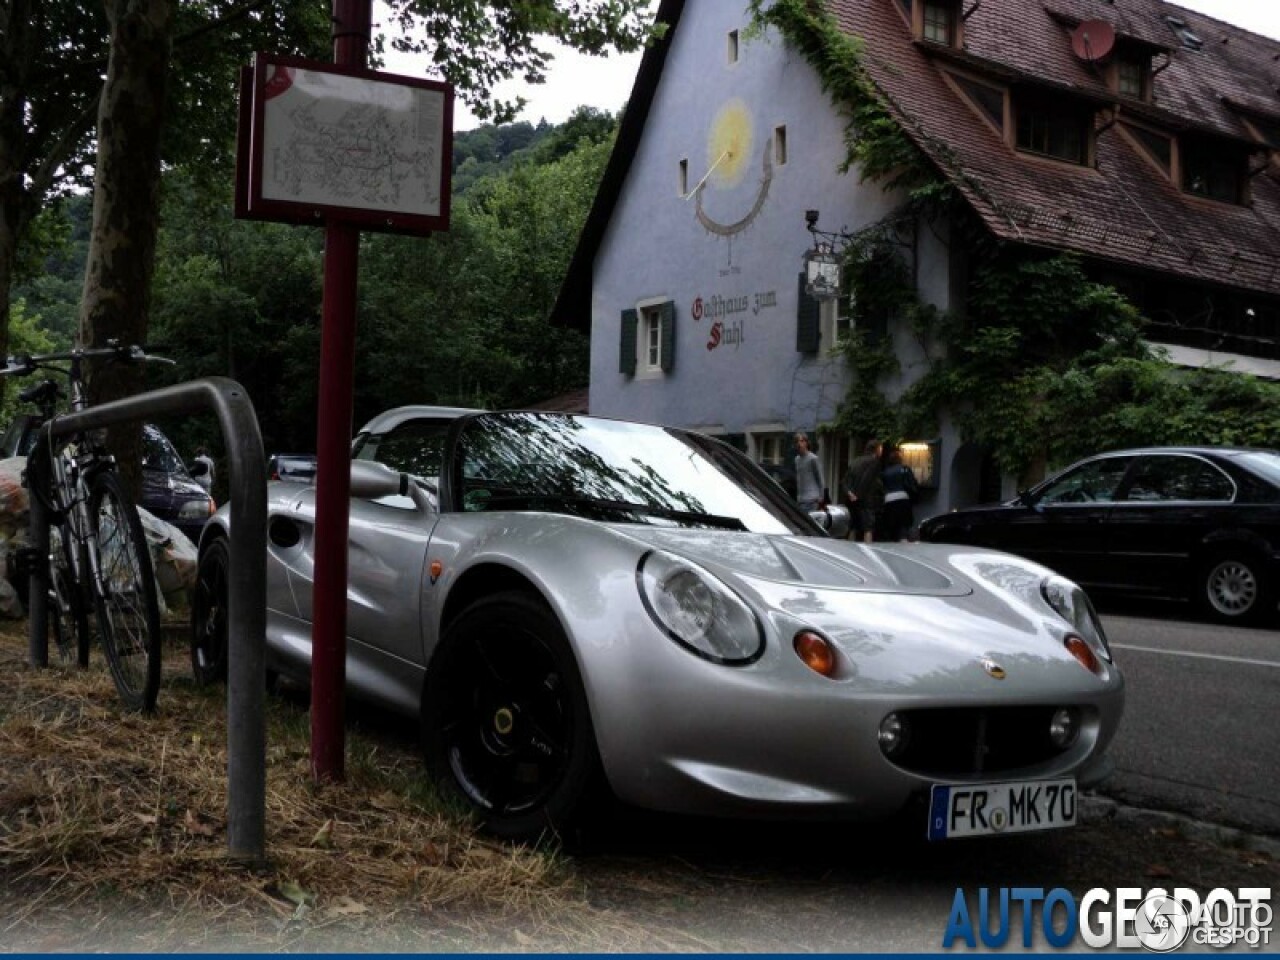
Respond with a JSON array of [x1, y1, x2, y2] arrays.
[[794, 631, 837, 678], [1064, 634, 1100, 675]]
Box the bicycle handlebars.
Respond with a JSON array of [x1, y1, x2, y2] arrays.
[[1, 341, 174, 377]]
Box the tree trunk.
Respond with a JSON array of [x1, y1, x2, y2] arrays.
[[80, 0, 174, 494], [0, 0, 38, 386]]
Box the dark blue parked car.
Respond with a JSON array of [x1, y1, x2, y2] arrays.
[[2, 415, 214, 543]]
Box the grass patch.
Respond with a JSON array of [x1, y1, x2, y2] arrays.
[[0, 618, 677, 951]]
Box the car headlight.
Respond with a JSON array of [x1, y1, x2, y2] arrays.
[[636, 550, 764, 665], [178, 499, 214, 521], [1041, 575, 1112, 662]]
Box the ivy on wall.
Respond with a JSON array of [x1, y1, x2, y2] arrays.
[[750, 0, 1280, 482]]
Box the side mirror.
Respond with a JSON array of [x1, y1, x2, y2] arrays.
[[810, 504, 852, 539], [349, 460, 431, 512]]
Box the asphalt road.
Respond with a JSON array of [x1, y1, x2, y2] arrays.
[[1092, 597, 1280, 838]]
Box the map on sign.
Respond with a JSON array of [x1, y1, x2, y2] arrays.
[[258, 64, 446, 218]]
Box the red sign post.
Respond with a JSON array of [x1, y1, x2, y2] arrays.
[[234, 0, 452, 782]]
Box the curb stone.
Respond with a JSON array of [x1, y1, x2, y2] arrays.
[[1083, 793, 1280, 860]]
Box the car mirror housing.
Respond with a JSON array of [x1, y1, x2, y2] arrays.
[[350, 460, 431, 512]]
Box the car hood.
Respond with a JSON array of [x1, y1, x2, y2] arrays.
[[615, 528, 1111, 696], [143, 469, 208, 499], [617, 528, 973, 597]]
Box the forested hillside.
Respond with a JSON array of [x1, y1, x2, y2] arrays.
[[7, 108, 617, 458]]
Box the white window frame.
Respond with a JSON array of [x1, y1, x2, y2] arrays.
[[635, 296, 669, 380]]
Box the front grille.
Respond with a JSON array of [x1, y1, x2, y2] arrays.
[[889, 706, 1072, 777]]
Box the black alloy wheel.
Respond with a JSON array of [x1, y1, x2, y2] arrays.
[[422, 591, 600, 844], [191, 538, 229, 685]]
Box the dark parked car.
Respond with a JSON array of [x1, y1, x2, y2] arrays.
[[919, 447, 1280, 624], [268, 453, 317, 484], [2, 414, 215, 543]]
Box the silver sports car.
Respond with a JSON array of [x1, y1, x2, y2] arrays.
[[192, 407, 1124, 843]]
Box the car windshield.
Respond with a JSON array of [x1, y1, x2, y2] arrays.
[[141, 425, 191, 478], [454, 412, 819, 534]]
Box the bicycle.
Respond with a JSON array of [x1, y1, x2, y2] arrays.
[[2, 342, 170, 711]]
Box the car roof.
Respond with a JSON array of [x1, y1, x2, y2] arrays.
[[1082, 446, 1278, 458], [355, 405, 483, 436]]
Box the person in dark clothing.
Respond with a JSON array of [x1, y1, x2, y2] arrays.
[[878, 445, 919, 541], [843, 439, 883, 542]]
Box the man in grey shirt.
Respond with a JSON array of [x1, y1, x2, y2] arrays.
[[793, 432, 824, 512]]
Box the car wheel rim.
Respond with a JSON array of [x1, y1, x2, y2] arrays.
[[1207, 560, 1256, 616], [441, 631, 573, 817]]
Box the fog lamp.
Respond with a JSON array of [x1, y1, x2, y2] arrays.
[[1064, 634, 1101, 675], [794, 631, 837, 678], [1049, 707, 1080, 749], [878, 712, 911, 759]]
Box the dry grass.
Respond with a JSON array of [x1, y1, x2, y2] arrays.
[[0, 617, 691, 952]]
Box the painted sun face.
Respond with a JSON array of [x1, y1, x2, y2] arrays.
[[707, 98, 753, 189]]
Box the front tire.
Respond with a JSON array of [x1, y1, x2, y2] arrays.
[[422, 591, 600, 844], [1199, 550, 1275, 625], [191, 538, 229, 685], [90, 471, 162, 711]]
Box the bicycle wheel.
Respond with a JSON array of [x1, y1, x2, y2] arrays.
[[48, 529, 89, 666], [89, 470, 162, 711]]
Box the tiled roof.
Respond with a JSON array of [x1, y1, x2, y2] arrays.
[[526, 387, 589, 413], [833, 0, 1280, 297]]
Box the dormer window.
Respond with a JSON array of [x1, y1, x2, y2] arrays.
[[1116, 57, 1145, 98], [1015, 94, 1091, 164], [1123, 122, 1172, 176], [922, 1, 957, 45], [1180, 137, 1246, 204]]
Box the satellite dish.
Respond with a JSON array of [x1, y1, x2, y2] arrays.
[[1071, 20, 1116, 63]]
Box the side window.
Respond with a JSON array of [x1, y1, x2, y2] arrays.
[[355, 420, 450, 481], [1039, 458, 1131, 505], [1124, 456, 1234, 502]]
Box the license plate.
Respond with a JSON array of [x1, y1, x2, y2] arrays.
[[927, 778, 1077, 840]]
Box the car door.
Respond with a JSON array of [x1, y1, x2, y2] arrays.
[[265, 481, 437, 716], [343, 496, 438, 715], [1105, 453, 1235, 593], [993, 456, 1134, 584]]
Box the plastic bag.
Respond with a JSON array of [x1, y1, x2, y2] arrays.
[[138, 507, 198, 598]]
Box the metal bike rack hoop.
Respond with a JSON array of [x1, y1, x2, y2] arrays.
[[26, 376, 268, 862]]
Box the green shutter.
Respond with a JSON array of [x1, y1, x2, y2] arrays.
[[659, 300, 676, 373], [796, 272, 820, 353], [619, 308, 638, 376]]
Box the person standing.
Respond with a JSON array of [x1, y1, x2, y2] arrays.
[[878, 445, 919, 542], [843, 439, 884, 542], [793, 432, 824, 512], [192, 445, 215, 494]]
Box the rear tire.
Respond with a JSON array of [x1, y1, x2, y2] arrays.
[[1198, 550, 1275, 625], [90, 471, 162, 711], [422, 591, 601, 844], [191, 538, 229, 685]]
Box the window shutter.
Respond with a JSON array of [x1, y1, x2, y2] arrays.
[[659, 300, 676, 373], [619, 308, 638, 376], [796, 273, 820, 353]]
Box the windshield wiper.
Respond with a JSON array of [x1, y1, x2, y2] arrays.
[[482, 492, 747, 530]]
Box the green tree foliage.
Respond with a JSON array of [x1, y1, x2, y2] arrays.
[[141, 117, 613, 459], [0, 300, 58, 427]]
